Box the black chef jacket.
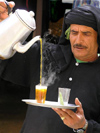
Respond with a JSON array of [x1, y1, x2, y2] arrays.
[[0, 41, 100, 133]]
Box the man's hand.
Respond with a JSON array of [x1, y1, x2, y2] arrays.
[[52, 98, 87, 130], [0, 0, 15, 21]]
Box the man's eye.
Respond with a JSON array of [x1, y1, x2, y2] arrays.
[[71, 31, 78, 35], [84, 33, 90, 36]]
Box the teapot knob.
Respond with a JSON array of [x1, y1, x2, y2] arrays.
[[29, 11, 35, 17]]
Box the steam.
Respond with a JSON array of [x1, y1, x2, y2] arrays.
[[41, 64, 57, 86], [41, 32, 58, 86]]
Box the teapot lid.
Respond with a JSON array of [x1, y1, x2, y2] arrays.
[[15, 9, 36, 30]]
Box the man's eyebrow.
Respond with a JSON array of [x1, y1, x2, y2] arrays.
[[70, 30, 91, 33], [82, 31, 91, 34], [70, 30, 77, 32]]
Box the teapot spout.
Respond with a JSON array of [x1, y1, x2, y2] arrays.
[[13, 36, 40, 53]]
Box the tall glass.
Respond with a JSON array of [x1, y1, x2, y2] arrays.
[[35, 85, 47, 103]]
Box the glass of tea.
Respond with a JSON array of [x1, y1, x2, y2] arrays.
[[35, 85, 47, 103], [58, 87, 71, 105]]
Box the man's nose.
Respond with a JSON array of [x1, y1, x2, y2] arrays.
[[75, 34, 83, 44]]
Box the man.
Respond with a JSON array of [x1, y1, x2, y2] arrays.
[[0, 1, 100, 133]]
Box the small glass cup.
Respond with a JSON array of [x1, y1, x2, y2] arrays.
[[58, 87, 71, 105], [35, 85, 47, 103]]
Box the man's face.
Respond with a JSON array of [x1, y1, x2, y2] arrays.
[[70, 24, 98, 61]]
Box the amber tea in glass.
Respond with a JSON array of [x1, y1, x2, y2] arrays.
[[35, 85, 47, 103]]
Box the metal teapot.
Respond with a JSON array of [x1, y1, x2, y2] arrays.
[[0, 8, 40, 59]]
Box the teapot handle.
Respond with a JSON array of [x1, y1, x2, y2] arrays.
[[5, 1, 13, 15]]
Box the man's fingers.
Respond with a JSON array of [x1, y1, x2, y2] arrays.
[[0, 1, 7, 13], [75, 98, 84, 114], [53, 108, 73, 120], [0, 1, 15, 20], [62, 109, 76, 117], [0, 12, 8, 20], [52, 108, 62, 116], [75, 98, 82, 109], [0, 1, 15, 11], [8, 1, 15, 8]]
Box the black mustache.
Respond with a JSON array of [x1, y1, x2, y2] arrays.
[[73, 44, 87, 49]]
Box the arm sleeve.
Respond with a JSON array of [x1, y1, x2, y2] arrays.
[[87, 119, 100, 133], [0, 41, 40, 87], [87, 87, 100, 133]]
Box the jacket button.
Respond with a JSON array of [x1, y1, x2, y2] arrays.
[[69, 77, 72, 81], [75, 62, 79, 66]]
